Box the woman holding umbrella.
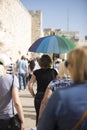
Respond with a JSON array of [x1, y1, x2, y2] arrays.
[[28, 54, 58, 129]]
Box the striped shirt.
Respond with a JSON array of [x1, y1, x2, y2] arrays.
[[48, 77, 73, 91], [7, 63, 14, 74]]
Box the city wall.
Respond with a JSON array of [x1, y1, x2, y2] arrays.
[[0, 0, 87, 61], [0, 0, 31, 61]]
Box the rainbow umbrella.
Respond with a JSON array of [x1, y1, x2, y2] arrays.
[[28, 36, 76, 54]]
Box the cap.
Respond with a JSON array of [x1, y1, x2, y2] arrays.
[[0, 53, 11, 66]]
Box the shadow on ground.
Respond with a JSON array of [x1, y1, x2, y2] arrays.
[[19, 94, 32, 98], [23, 106, 34, 108], [24, 113, 36, 120]]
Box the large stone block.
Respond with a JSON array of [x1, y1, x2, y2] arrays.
[[0, 0, 31, 61]]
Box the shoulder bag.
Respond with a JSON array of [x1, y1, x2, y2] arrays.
[[10, 75, 21, 130]]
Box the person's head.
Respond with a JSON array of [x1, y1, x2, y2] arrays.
[[0, 54, 11, 76], [21, 55, 25, 60], [65, 46, 87, 83], [52, 53, 60, 61], [39, 54, 52, 68]]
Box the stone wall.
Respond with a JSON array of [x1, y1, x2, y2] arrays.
[[0, 0, 31, 61], [1, 0, 86, 61], [29, 10, 43, 44], [28, 10, 43, 58]]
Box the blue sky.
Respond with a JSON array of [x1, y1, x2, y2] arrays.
[[20, 0, 87, 39]]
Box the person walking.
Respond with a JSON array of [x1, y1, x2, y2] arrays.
[[37, 46, 87, 130], [28, 54, 58, 129], [6, 57, 15, 75], [26, 59, 35, 84], [17, 55, 28, 90], [39, 61, 73, 118], [0, 54, 25, 130]]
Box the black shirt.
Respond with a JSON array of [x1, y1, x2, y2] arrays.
[[33, 68, 57, 92]]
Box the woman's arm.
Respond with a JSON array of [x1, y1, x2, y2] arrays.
[[28, 74, 36, 98], [12, 87, 25, 130], [39, 88, 52, 118]]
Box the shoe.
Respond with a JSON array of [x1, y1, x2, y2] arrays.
[[30, 128, 37, 130]]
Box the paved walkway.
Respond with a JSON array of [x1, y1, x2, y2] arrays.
[[19, 90, 36, 130]]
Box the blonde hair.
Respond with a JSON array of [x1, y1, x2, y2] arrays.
[[67, 46, 87, 83], [58, 61, 69, 78]]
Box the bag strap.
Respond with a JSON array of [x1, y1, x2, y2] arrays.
[[11, 75, 15, 115], [71, 110, 87, 130]]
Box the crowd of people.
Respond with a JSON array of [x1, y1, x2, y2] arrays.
[[37, 46, 87, 130], [0, 45, 87, 130]]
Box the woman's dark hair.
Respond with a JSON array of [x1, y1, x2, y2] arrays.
[[39, 55, 52, 68]]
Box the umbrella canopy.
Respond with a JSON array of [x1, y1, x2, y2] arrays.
[[28, 36, 76, 54]]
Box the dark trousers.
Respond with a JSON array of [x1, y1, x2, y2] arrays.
[[26, 74, 32, 85], [34, 92, 44, 126]]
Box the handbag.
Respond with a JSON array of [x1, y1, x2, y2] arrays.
[[10, 75, 21, 130], [10, 114, 21, 130]]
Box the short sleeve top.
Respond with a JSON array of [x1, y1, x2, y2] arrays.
[[33, 68, 57, 92], [48, 77, 73, 91], [0, 74, 19, 119]]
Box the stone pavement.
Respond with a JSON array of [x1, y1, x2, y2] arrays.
[[19, 90, 36, 130]]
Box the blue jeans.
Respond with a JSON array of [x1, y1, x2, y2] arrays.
[[18, 73, 26, 90]]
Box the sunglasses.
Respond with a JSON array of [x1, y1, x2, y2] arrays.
[[64, 60, 70, 68]]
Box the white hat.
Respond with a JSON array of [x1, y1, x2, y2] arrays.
[[0, 53, 11, 66]]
